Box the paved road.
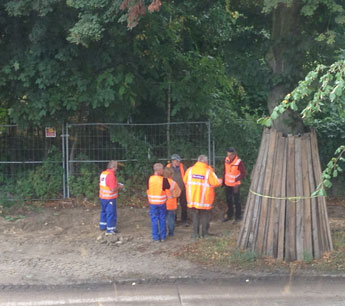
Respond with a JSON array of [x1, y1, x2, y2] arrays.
[[1, 276, 345, 306]]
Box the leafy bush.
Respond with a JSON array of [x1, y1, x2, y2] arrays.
[[230, 249, 258, 264], [314, 116, 345, 196], [9, 147, 64, 200], [69, 164, 99, 200]]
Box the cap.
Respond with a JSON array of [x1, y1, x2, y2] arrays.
[[227, 147, 235, 153], [171, 154, 181, 161]]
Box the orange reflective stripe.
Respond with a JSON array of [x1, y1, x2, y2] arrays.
[[147, 175, 167, 205], [224, 156, 241, 186], [185, 163, 216, 210], [99, 170, 118, 199]]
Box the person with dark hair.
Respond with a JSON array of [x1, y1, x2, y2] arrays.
[[222, 148, 246, 223], [99, 160, 124, 235]]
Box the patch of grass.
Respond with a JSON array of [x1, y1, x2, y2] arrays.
[[333, 231, 345, 249], [309, 231, 345, 272], [0, 193, 44, 221], [303, 251, 314, 263], [175, 229, 345, 273], [230, 249, 258, 265], [3, 215, 26, 222], [175, 234, 263, 270]]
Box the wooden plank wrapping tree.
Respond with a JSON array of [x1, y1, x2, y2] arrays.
[[237, 128, 333, 261]]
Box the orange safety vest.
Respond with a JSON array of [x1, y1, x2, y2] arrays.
[[99, 170, 118, 199], [166, 178, 181, 210], [166, 162, 185, 178], [224, 155, 242, 187], [184, 162, 221, 210], [147, 175, 168, 205]]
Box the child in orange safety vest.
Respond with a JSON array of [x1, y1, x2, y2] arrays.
[[163, 167, 181, 236]]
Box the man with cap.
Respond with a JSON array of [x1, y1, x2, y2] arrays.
[[166, 153, 188, 226], [223, 147, 246, 223]]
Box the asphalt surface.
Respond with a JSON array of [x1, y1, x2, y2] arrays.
[[1, 276, 345, 306]]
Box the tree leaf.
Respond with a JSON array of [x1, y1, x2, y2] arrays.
[[333, 169, 338, 177], [264, 118, 272, 127], [271, 110, 279, 120]]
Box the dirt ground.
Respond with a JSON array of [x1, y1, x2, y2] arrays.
[[0, 197, 345, 286]]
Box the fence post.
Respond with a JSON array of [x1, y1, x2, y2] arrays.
[[207, 121, 211, 166], [212, 138, 216, 169], [61, 123, 66, 199], [66, 123, 70, 198]]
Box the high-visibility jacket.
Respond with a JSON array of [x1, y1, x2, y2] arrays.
[[99, 170, 118, 199], [147, 175, 168, 205], [224, 155, 242, 187], [166, 178, 181, 210], [166, 162, 185, 178], [183, 162, 221, 210]]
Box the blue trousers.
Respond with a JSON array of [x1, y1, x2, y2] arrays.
[[167, 210, 176, 236], [149, 204, 167, 241], [99, 198, 117, 233]]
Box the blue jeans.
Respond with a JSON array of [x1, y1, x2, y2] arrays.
[[167, 210, 176, 236], [99, 198, 117, 233], [149, 204, 167, 241]]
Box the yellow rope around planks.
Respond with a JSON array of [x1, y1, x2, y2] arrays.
[[249, 189, 323, 203]]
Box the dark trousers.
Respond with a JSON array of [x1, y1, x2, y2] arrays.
[[179, 189, 188, 223], [191, 208, 210, 238], [225, 185, 241, 220]]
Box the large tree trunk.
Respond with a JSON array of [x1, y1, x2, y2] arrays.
[[237, 2, 333, 261], [266, 1, 305, 135]]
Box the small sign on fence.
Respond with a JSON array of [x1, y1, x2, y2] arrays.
[[45, 127, 56, 138]]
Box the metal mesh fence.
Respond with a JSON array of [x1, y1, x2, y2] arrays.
[[0, 125, 65, 200], [0, 121, 264, 201], [66, 122, 211, 198]]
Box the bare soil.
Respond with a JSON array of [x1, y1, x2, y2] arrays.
[[0, 197, 344, 286]]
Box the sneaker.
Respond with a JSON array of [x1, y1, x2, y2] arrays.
[[222, 217, 233, 222]]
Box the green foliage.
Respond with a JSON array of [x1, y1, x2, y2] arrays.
[[303, 251, 314, 263], [258, 60, 345, 196], [69, 165, 99, 199], [211, 101, 262, 175], [13, 148, 63, 200], [0, 108, 9, 124], [2, 215, 26, 222], [230, 248, 258, 264], [333, 231, 345, 249], [0, 194, 19, 209], [312, 145, 345, 197]]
